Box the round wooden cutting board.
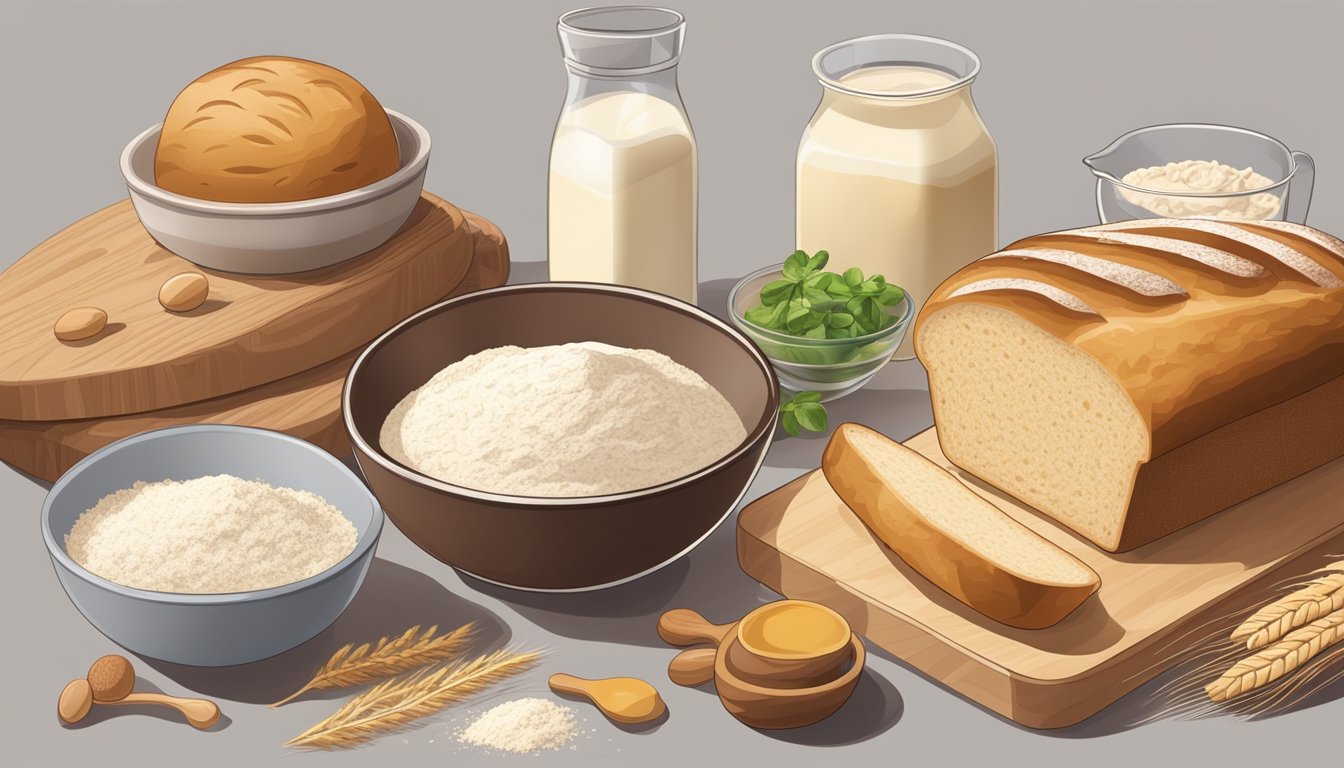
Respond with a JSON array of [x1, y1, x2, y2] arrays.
[[0, 192, 478, 421], [0, 210, 509, 482]]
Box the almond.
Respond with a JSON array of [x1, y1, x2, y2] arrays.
[[159, 271, 210, 312], [54, 307, 108, 341]]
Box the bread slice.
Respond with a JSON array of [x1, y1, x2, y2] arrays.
[[822, 423, 1100, 629]]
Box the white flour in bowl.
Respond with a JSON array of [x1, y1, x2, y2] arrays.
[[379, 342, 748, 497], [1120, 159, 1282, 219], [64, 474, 357, 593]]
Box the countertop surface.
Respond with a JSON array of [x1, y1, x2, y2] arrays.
[[3, 0, 1342, 766]]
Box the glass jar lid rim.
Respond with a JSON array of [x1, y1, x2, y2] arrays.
[[813, 34, 981, 99], [559, 5, 685, 37]]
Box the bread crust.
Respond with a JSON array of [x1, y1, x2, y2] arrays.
[[154, 56, 399, 203], [921, 220, 1344, 456], [821, 423, 1100, 630], [917, 218, 1344, 552]]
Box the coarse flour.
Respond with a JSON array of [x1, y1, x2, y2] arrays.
[[458, 698, 577, 753], [379, 342, 747, 497], [65, 475, 357, 593], [1120, 159, 1281, 220]]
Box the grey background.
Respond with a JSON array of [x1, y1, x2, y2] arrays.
[[2, 0, 1342, 765]]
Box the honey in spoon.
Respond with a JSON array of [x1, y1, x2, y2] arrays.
[[548, 673, 667, 724]]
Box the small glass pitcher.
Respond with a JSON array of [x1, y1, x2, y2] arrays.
[[1083, 123, 1314, 224]]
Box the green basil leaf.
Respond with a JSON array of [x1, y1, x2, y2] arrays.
[[782, 250, 810, 280], [759, 279, 796, 306], [760, 301, 794, 329], [780, 409, 801, 437], [803, 323, 827, 339], [825, 280, 852, 298], [792, 391, 822, 404], [844, 267, 864, 287], [795, 402, 828, 433], [879, 284, 905, 306], [827, 312, 854, 328], [743, 305, 776, 327], [865, 297, 884, 329], [807, 250, 830, 272], [802, 287, 832, 304], [785, 303, 811, 323], [845, 296, 866, 315], [804, 271, 833, 291], [787, 311, 822, 334]]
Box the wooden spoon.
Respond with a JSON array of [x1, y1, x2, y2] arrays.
[[667, 648, 717, 687], [58, 654, 221, 729], [57, 679, 94, 724], [548, 673, 667, 724], [657, 608, 734, 647]]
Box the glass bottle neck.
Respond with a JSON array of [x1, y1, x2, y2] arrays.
[[564, 65, 683, 106]]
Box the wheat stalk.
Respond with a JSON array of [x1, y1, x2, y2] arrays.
[[286, 646, 542, 749], [1206, 607, 1344, 702], [271, 623, 476, 707], [1230, 564, 1344, 650]]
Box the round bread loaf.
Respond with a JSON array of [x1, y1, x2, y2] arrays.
[[154, 56, 400, 203]]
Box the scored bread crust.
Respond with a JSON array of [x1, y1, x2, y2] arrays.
[[924, 219, 1344, 456], [154, 56, 400, 203], [821, 423, 1100, 630], [916, 218, 1344, 552]]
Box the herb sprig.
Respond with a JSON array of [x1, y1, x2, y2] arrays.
[[743, 250, 905, 340], [780, 391, 827, 437]]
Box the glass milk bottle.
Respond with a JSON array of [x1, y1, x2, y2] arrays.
[[797, 34, 997, 359], [549, 6, 698, 304]]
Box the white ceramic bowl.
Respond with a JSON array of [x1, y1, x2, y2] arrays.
[[42, 425, 384, 667], [120, 109, 430, 274]]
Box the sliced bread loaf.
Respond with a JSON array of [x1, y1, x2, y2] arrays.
[[822, 423, 1100, 629], [917, 219, 1344, 552]]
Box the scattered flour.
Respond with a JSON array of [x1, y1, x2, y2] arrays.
[[379, 342, 747, 497], [458, 698, 577, 754], [64, 474, 357, 593]]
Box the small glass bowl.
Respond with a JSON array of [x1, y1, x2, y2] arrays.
[[728, 264, 913, 401], [1083, 123, 1314, 224]]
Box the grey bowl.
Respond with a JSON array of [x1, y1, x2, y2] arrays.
[[120, 109, 430, 274], [41, 425, 383, 667]]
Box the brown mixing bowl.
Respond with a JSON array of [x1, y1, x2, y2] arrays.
[[343, 283, 779, 591]]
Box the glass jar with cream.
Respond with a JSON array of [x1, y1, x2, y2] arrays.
[[548, 6, 698, 304], [796, 34, 997, 359]]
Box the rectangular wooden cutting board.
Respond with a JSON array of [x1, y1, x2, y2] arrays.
[[737, 427, 1344, 729], [0, 212, 508, 482]]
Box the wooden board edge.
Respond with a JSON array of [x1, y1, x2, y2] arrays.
[[0, 192, 479, 421], [736, 468, 1344, 728], [459, 208, 511, 288], [736, 512, 1018, 718], [0, 221, 510, 482]]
